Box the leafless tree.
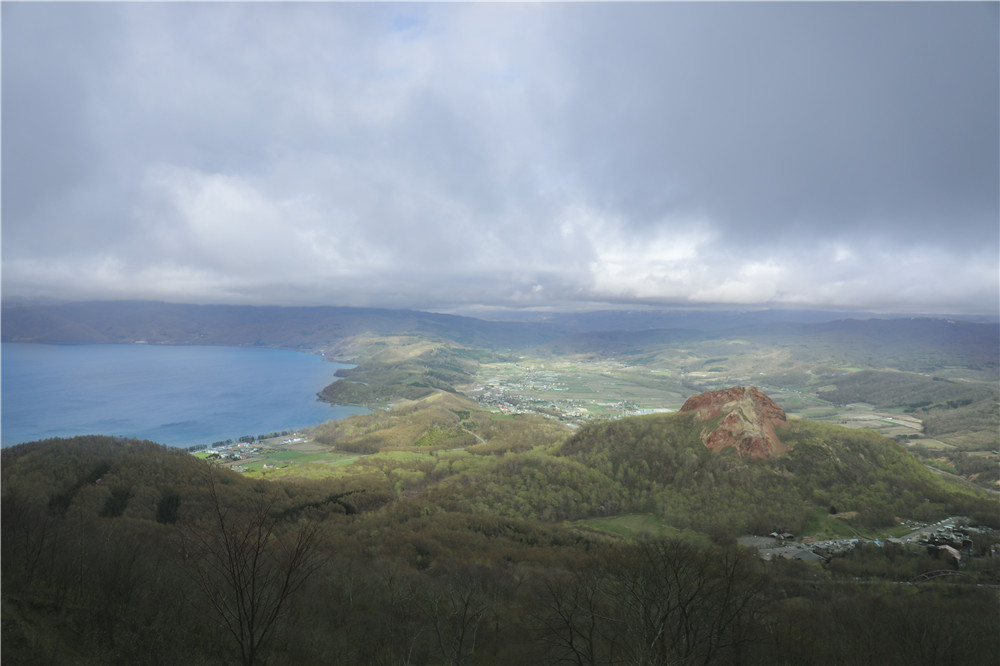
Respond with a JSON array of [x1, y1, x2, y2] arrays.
[[609, 539, 765, 666], [418, 563, 496, 666], [532, 560, 618, 666], [182, 471, 325, 666], [533, 540, 765, 666]]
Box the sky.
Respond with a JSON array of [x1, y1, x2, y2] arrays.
[[3, 2, 998, 315]]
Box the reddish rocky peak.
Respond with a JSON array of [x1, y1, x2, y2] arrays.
[[679, 386, 788, 459]]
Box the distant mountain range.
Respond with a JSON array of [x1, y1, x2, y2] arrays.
[[451, 306, 1000, 330], [0, 300, 556, 350], [3, 300, 997, 357]]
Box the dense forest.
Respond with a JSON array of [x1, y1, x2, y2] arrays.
[[3, 413, 999, 665]]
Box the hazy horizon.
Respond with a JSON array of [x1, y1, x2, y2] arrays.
[[3, 3, 998, 315]]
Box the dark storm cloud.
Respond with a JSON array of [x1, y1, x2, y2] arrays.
[[549, 3, 998, 244], [2, 2, 997, 313]]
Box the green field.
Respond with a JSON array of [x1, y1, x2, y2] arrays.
[[799, 509, 916, 541], [263, 449, 313, 461], [570, 513, 710, 544]]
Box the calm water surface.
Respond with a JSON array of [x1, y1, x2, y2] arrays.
[[1, 343, 368, 447]]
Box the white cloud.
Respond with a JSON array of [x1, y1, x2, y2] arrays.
[[689, 261, 785, 305], [584, 218, 714, 301]]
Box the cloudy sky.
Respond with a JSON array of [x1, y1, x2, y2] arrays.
[[3, 2, 997, 314]]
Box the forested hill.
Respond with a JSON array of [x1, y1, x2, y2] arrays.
[[556, 411, 997, 533], [6, 403, 992, 539]]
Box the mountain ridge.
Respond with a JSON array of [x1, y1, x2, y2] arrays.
[[4, 300, 996, 353]]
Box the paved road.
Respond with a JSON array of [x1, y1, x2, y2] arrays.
[[895, 517, 959, 543]]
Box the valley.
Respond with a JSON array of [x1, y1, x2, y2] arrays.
[[462, 353, 935, 432], [456, 337, 998, 491], [5, 300, 994, 483]]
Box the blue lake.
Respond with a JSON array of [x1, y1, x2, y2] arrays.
[[1, 343, 368, 448]]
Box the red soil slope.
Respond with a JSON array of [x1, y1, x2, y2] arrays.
[[679, 386, 788, 459]]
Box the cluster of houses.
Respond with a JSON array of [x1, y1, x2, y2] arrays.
[[471, 384, 661, 425], [472, 385, 558, 417], [204, 441, 260, 462], [199, 432, 310, 473]]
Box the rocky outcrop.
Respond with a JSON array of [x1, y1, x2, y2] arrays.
[[679, 386, 788, 459]]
